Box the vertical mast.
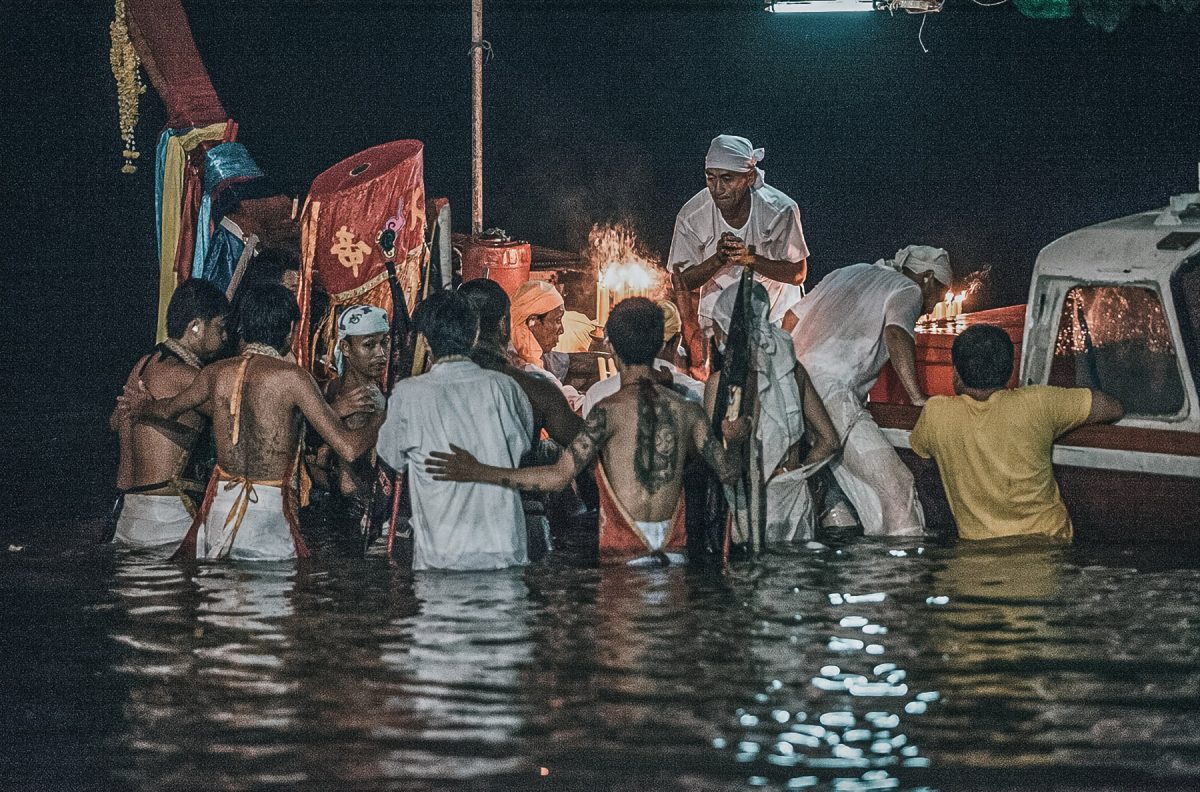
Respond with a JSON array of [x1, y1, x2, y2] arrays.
[[471, 0, 484, 235]]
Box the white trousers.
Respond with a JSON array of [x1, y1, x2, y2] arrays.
[[832, 413, 925, 537], [114, 493, 193, 549], [765, 468, 817, 544]]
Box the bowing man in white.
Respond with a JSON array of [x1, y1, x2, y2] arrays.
[[376, 291, 534, 570], [670, 134, 810, 338]]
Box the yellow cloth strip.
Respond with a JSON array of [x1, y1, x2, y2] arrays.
[[228, 355, 252, 447], [156, 122, 228, 342]]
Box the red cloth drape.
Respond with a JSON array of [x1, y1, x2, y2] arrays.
[[126, 0, 227, 129]]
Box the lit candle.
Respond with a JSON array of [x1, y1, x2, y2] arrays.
[[932, 301, 945, 322], [596, 274, 603, 326], [954, 291, 966, 317]]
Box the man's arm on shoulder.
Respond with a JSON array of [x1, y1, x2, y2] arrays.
[[289, 368, 379, 462], [123, 364, 212, 421], [531, 376, 584, 446], [110, 359, 146, 432], [426, 404, 613, 492]]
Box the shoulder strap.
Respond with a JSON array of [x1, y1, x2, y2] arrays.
[[229, 354, 254, 446]]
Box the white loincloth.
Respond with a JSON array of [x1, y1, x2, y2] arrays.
[[114, 493, 193, 549], [198, 483, 296, 561], [624, 521, 687, 566]]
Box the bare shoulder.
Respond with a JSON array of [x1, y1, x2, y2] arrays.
[[272, 358, 319, 389], [143, 354, 201, 397]]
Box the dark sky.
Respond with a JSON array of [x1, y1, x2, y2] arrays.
[[0, 0, 1197, 520]]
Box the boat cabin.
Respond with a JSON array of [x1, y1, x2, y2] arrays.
[[1021, 193, 1200, 435]]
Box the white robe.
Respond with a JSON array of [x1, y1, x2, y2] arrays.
[[377, 359, 534, 571], [714, 285, 815, 545], [114, 493, 193, 549], [668, 182, 809, 335], [789, 263, 926, 536]]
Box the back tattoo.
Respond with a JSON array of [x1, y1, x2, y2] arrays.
[[634, 379, 678, 494]]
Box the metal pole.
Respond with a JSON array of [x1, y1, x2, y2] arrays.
[[471, 0, 484, 235]]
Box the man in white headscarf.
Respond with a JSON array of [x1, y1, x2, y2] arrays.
[[309, 304, 391, 498], [707, 281, 840, 544], [789, 245, 952, 536], [670, 135, 810, 345]]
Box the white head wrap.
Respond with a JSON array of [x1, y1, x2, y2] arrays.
[[657, 299, 682, 343], [510, 280, 565, 368], [334, 304, 389, 375], [878, 245, 952, 288], [705, 134, 766, 189], [712, 281, 804, 475]]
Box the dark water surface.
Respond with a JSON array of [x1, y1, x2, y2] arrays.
[[5, 533, 1199, 791]]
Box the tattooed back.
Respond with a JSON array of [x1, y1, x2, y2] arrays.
[[582, 381, 726, 524]]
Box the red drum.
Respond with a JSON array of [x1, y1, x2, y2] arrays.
[[460, 234, 531, 297]]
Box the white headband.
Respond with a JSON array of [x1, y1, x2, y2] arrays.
[[334, 304, 389, 375]]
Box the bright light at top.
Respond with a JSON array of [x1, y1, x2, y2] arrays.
[[765, 0, 877, 13]]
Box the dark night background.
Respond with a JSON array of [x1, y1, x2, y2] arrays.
[[0, 0, 1197, 538]]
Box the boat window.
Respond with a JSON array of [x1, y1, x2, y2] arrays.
[[1049, 285, 1185, 417], [1171, 255, 1200, 397]]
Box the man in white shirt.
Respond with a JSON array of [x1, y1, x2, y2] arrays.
[[582, 300, 704, 417], [669, 135, 810, 339], [376, 291, 534, 570], [789, 246, 951, 537]]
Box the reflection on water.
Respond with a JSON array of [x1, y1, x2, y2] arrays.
[[3, 538, 1200, 791]]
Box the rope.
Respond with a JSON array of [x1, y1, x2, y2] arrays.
[[468, 39, 494, 61]]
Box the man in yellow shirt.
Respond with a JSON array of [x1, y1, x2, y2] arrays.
[[910, 324, 1123, 541]]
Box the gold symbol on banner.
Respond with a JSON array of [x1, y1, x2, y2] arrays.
[[407, 190, 424, 233], [331, 225, 371, 278]]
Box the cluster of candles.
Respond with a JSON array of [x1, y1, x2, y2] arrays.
[[921, 290, 967, 324], [595, 261, 659, 327]]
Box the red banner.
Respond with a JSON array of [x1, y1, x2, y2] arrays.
[[294, 141, 427, 371], [306, 140, 426, 299], [126, 0, 226, 129]]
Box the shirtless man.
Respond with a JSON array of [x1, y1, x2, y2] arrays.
[[427, 297, 746, 566], [309, 304, 390, 497], [122, 284, 380, 560], [111, 279, 230, 548]]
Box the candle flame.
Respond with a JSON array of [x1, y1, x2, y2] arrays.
[[944, 290, 954, 303], [588, 223, 662, 293]]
